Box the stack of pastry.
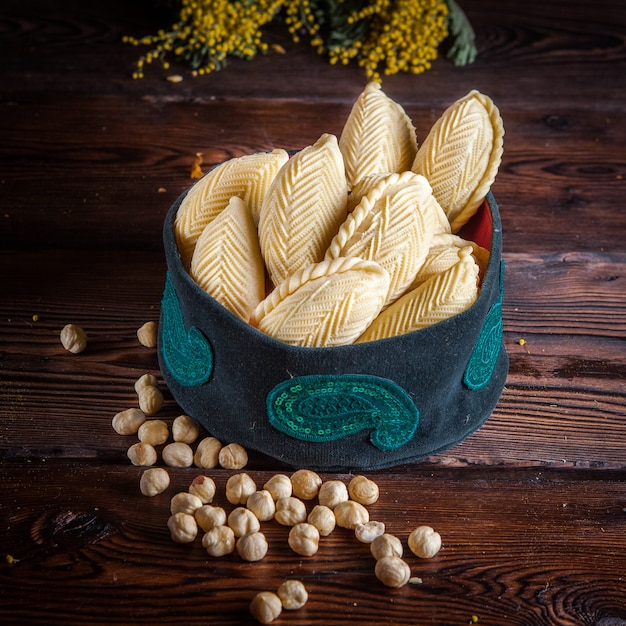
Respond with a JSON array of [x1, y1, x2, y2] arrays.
[[174, 83, 504, 347]]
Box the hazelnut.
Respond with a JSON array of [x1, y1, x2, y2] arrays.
[[307, 504, 336, 537], [195, 505, 227, 532], [172, 414, 200, 444], [290, 469, 322, 500], [236, 531, 268, 562], [203, 525, 235, 557], [318, 480, 349, 509], [188, 475, 216, 504], [162, 442, 194, 467], [263, 474, 292, 501], [408, 525, 442, 559], [228, 507, 261, 537], [288, 523, 320, 556], [139, 467, 170, 497], [112, 408, 146, 435], [247, 490, 276, 522], [277, 580, 308, 610], [274, 497, 307, 527], [60, 323, 87, 354], [170, 492, 203, 515], [218, 442, 248, 469], [250, 591, 282, 624], [225, 473, 257, 505], [375, 556, 411, 588], [137, 419, 169, 446], [127, 442, 157, 466], [134, 373, 158, 394], [355, 521, 385, 544], [370, 533, 403, 560], [167, 512, 197, 543], [348, 475, 380, 505], [193, 436, 222, 469], [138, 386, 163, 415], [334, 500, 369, 529], [137, 321, 158, 348]]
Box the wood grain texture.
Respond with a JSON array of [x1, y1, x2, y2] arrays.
[[1, 0, 625, 623]]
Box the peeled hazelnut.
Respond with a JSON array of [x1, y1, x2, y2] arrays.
[[247, 490, 276, 522], [194, 436, 222, 469], [355, 521, 385, 544], [139, 467, 170, 497], [203, 525, 235, 557], [195, 505, 227, 532], [228, 507, 261, 537], [288, 523, 320, 556], [188, 475, 216, 504], [250, 591, 282, 624], [60, 323, 87, 354], [137, 419, 169, 446], [225, 473, 257, 505], [236, 531, 268, 562], [112, 408, 146, 435], [134, 373, 158, 394], [137, 321, 158, 348], [375, 556, 411, 588], [348, 475, 380, 505], [170, 492, 203, 515], [334, 500, 369, 529], [138, 386, 163, 415], [172, 414, 200, 444], [370, 533, 403, 560], [263, 474, 292, 501], [290, 469, 322, 500], [127, 442, 157, 466], [307, 504, 336, 537], [167, 512, 198, 543], [162, 442, 193, 467], [274, 497, 307, 527], [408, 525, 442, 559], [218, 443, 248, 469], [318, 480, 349, 509], [277, 580, 308, 610]]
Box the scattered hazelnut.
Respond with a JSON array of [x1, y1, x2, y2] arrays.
[[218, 442, 248, 469], [236, 531, 268, 562], [277, 580, 308, 610], [112, 408, 146, 435], [250, 591, 282, 624], [170, 492, 203, 516], [348, 475, 380, 505], [290, 469, 322, 500], [225, 473, 257, 505], [134, 373, 158, 394], [288, 523, 320, 556], [172, 414, 200, 444], [307, 504, 336, 537], [195, 505, 227, 532], [60, 323, 87, 354], [355, 521, 385, 544], [193, 436, 222, 469], [137, 419, 169, 446], [203, 525, 235, 557], [334, 500, 369, 529], [127, 442, 157, 466], [375, 556, 411, 588], [137, 321, 158, 348], [247, 490, 276, 522], [188, 475, 216, 504], [274, 497, 307, 527], [408, 525, 442, 559], [370, 533, 403, 560], [228, 507, 261, 537], [138, 386, 163, 415], [318, 480, 349, 509], [263, 474, 292, 501], [162, 442, 193, 467], [139, 467, 170, 497], [167, 512, 198, 543]]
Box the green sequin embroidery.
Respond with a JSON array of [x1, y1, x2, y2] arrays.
[[267, 374, 420, 451], [160, 272, 213, 386], [464, 260, 505, 390]]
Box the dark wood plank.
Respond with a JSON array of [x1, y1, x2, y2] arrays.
[[2, 462, 626, 625]]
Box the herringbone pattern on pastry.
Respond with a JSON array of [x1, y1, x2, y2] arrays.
[[175, 149, 288, 266], [258, 134, 348, 287], [190, 196, 265, 323], [339, 82, 417, 188]]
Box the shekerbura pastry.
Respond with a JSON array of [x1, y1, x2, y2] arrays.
[[357, 247, 479, 343], [190, 196, 265, 322], [411, 90, 504, 232], [339, 82, 417, 188], [175, 149, 289, 266], [250, 256, 390, 347], [326, 171, 449, 307], [258, 134, 348, 287]]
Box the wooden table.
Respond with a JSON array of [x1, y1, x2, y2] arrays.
[[1, 1, 625, 623]]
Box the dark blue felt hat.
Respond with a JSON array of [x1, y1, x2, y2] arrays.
[[159, 188, 508, 470]]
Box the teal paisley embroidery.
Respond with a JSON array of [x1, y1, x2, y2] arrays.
[[464, 260, 505, 390], [161, 272, 213, 386], [266, 374, 420, 451]]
